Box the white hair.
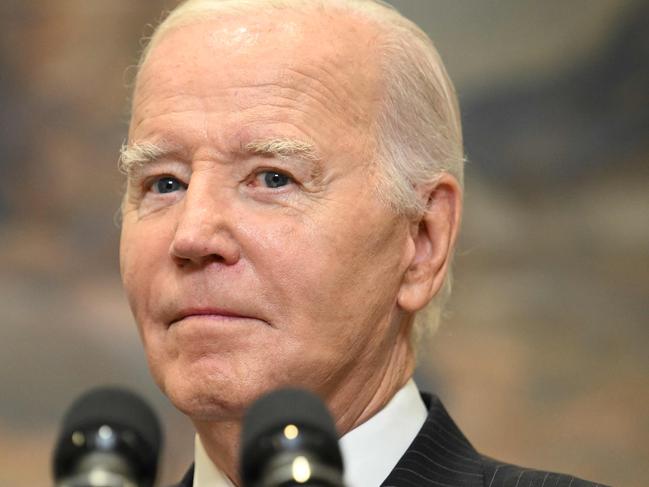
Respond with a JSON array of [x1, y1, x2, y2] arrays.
[[132, 0, 465, 344]]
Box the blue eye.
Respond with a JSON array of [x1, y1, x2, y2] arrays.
[[153, 177, 183, 194], [262, 171, 291, 188]]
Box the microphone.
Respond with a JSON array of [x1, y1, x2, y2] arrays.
[[52, 386, 163, 487], [240, 388, 344, 487]]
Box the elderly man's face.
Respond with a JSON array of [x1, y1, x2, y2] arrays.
[[120, 12, 417, 420]]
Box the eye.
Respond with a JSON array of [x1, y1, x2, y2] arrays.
[[259, 171, 292, 188], [151, 176, 185, 194]]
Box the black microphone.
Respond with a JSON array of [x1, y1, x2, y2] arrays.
[[52, 386, 163, 487], [240, 388, 344, 487]]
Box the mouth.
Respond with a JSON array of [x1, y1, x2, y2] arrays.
[[169, 308, 255, 326]]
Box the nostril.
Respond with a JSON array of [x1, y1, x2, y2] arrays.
[[171, 250, 227, 268], [171, 253, 191, 268], [206, 254, 226, 265]]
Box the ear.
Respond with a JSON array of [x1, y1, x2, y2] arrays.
[[397, 174, 462, 312]]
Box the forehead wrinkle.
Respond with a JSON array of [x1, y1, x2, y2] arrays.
[[220, 73, 371, 142], [276, 24, 381, 128], [283, 64, 376, 128], [129, 92, 210, 143]]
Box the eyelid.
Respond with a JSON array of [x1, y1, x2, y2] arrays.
[[128, 159, 190, 181]]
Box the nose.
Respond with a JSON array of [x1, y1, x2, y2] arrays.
[[169, 180, 241, 268]]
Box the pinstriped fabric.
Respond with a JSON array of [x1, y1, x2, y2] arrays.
[[481, 462, 606, 487], [172, 394, 608, 487], [381, 394, 484, 487], [380, 394, 608, 487]]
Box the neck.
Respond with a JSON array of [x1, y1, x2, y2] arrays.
[[328, 323, 415, 436]]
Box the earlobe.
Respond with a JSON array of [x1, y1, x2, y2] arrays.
[[397, 175, 462, 312]]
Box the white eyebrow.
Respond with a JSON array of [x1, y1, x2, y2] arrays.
[[118, 137, 322, 176], [244, 138, 320, 162], [118, 141, 173, 176]]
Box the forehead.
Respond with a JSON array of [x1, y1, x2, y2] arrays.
[[131, 9, 383, 143]]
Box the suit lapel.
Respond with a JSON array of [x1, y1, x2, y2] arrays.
[[381, 394, 485, 487]]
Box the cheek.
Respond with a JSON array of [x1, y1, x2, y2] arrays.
[[119, 216, 171, 320], [120, 218, 178, 391], [253, 207, 407, 334]]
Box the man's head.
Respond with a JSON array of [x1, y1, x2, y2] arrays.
[[119, 0, 463, 432]]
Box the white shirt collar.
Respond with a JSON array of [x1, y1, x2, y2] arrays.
[[193, 379, 427, 487], [339, 379, 427, 487], [193, 433, 235, 487]]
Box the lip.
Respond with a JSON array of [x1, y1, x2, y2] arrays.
[[169, 307, 253, 326]]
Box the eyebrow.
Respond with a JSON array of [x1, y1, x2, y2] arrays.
[[244, 138, 320, 161], [119, 137, 322, 177], [118, 141, 177, 176]]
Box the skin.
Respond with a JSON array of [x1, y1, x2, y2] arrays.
[[120, 8, 461, 485]]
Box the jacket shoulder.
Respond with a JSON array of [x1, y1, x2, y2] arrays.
[[385, 393, 609, 487], [481, 457, 610, 487]]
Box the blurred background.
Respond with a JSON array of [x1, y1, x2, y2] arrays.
[[0, 0, 647, 486]]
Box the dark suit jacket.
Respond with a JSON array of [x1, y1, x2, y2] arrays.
[[172, 393, 608, 487]]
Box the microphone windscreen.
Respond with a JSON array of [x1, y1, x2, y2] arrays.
[[60, 387, 161, 452], [242, 388, 338, 450], [53, 386, 162, 487], [241, 388, 343, 487]]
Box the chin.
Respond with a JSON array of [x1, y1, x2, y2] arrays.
[[155, 359, 276, 421]]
